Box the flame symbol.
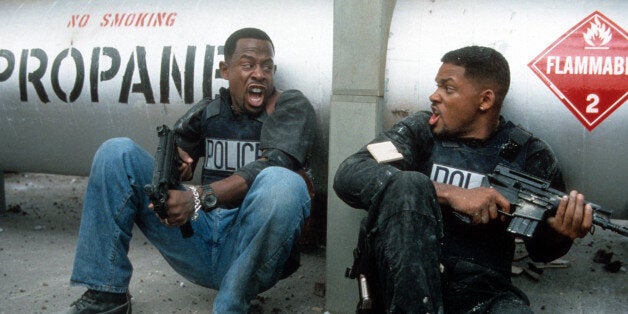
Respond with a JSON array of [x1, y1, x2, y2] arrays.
[[583, 16, 612, 47]]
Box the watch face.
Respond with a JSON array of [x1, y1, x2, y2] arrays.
[[203, 193, 217, 209]]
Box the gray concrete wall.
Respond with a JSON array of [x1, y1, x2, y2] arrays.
[[326, 1, 396, 312]]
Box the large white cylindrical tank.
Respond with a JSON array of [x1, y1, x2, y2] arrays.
[[0, 0, 332, 191], [1, 0, 626, 218], [386, 0, 627, 217]]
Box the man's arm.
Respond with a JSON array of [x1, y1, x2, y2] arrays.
[[433, 182, 510, 225], [334, 112, 433, 210], [235, 89, 316, 187], [177, 148, 249, 207], [334, 146, 401, 210], [173, 97, 210, 164], [165, 90, 316, 223]]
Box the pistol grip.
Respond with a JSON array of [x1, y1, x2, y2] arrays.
[[180, 221, 194, 238]]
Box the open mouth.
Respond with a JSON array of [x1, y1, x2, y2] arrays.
[[429, 106, 440, 126], [247, 86, 265, 107]]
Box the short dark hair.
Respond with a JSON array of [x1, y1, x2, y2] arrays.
[[224, 27, 275, 62], [441, 46, 510, 107]]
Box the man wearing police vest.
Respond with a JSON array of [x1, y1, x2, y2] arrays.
[[63, 27, 316, 313], [334, 46, 593, 313]]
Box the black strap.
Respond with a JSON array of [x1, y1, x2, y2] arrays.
[[499, 126, 532, 162]]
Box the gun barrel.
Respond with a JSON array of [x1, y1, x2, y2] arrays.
[[593, 215, 628, 237]]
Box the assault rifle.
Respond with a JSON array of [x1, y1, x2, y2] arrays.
[[481, 164, 628, 238], [144, 125, 193, 238]]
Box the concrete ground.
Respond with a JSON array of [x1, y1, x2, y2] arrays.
[[1, 172, 626, 313]]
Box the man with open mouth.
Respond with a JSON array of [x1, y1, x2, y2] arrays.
[[62, 27, 317, 313], [334, 46, 593, 313]]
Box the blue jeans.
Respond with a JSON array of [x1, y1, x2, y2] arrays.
[[70, 138, 311, 313]]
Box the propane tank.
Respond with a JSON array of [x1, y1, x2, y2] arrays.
[[0, 0, 333, 191]]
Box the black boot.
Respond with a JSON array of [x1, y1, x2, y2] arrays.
[[62, 289, 131, 314]]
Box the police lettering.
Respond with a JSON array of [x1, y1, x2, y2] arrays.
[[205, 139, 262, 172], [430, 164, 485, 189]]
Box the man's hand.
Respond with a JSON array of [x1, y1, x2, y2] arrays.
[[148, 189, 194, 226], [177, 147, 196, 181], [435, 183, 511, 225], [547, 190, 593, 239]]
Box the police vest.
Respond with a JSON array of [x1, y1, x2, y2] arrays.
[[423, 121, 531, 189], [200, 98, 265, 183], [423, 122, 533, 272]]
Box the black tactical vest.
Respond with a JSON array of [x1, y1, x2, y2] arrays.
[[423, 121, 533, 274], [200, 98, 265, 184]]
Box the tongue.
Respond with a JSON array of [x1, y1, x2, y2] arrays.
[[429, 113, 440, 125]]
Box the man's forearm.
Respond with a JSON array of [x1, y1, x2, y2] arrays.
[[525, 223, 573, 262], [433, 181, 458, 206], [204, 174, 249, 208]]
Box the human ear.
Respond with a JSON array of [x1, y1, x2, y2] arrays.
[[219, 61, 229, 79], [479, 89, 495, 111]]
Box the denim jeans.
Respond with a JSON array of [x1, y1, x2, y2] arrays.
[[70, 138, 311, 313]]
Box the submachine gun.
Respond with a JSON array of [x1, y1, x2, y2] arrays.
[[483, 164, 628, 238], [144, 125, 193, 238]]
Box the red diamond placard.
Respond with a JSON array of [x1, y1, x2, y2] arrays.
[[529, 11, 627, 131]]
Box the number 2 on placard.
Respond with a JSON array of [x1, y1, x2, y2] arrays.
[[586, 94, 599, 113]]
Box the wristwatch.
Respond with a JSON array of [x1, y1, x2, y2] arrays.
[[200, 184, 218, 211]]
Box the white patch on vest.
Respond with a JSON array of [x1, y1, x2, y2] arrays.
[[204, 138, 261, 172], [430, 163, 485, 189]]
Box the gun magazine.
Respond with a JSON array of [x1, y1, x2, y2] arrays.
[[180, 221, 194, 238]]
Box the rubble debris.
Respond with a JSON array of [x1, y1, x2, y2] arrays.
[[603, 260, 623, 273], [522, 266, 541, 281], [513, 251, 529, 261], [313, 282, 325, 297], [593, 248, 624, 273], [511, 265, 524, 275], [530, 259, 570, 269], [527, 263, 544, 275], [593, 249, 613, 264], [8, 204, 28, 215], [512, 259, 571, 280]]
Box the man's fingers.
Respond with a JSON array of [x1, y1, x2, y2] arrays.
[[548, 191, 594, 239], [159, 215, 188, 227], [177, 147, 193, 163], [562, 191, 578, 231], [488, 201, 499, 220], [553, 195, 568, 227], [481, 211, 489, 224], [572, 193, 585, 226], [581, 204, 593, 235]]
